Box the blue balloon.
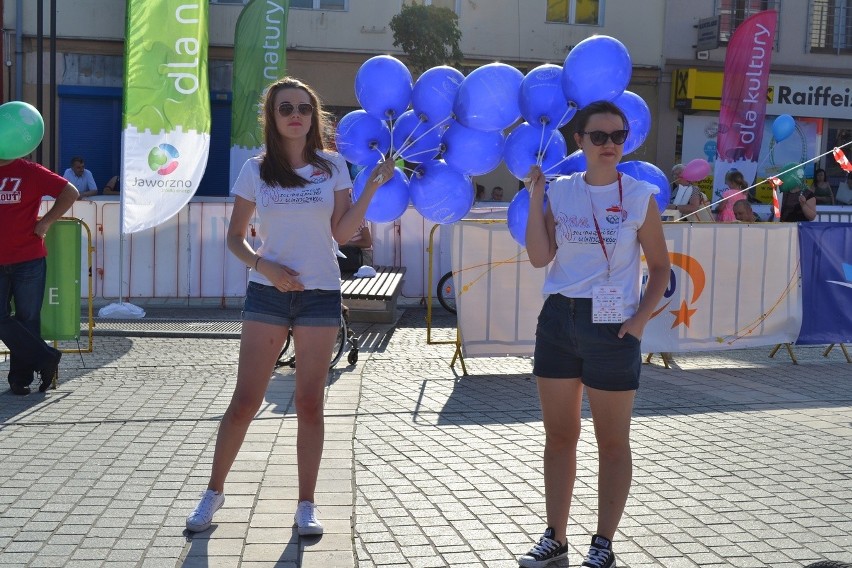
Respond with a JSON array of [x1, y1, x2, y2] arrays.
[[453, 63, 524, 132], [409, 160, 474, 224], [355, 55, 413, 120], [412, 66, 465, 123], [614, 90, 651, 156], [504, 123, 567, 180], [616, 160, 670, 214], [507, 188, 531, 246], [441, 122, 505, 176], [335, 110, 391, 166], [520, 64, 575, 130], [772, 114, 796, 142], [562, 35, 632, 108], [557, 149, 587, 175], [391, 110, 442, 163], [507, 188, 549, 246], [352, 163, 411, 223]]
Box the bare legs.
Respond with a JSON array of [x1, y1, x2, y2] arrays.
[[292, 325, 338, 502], [208, 321, 287, 492], [206, 321, 337, 501], [587, 387, 635, 540], [536, 379, 635, 543]]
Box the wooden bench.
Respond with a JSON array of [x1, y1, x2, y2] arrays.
[[341, 266, 406, 323]]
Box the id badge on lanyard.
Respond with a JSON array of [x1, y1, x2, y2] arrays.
[[589, 174, 625, 324], [592, 285, 625, 323]]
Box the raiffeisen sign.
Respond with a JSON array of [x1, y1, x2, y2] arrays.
[[767, 75, 852, 119]]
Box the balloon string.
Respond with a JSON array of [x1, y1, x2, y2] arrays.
[[755, 141, 776, 170], [681, 139, 852, 221], [535, 126, 547, 167], [372, 146, 387, 162], [390, 116, 452, 161], [540, 106, 575, 156], [541, 154, 571, 176], [401, 147, 443, 162]]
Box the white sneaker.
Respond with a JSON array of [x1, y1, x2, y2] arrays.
[[294, 500, 323, 536], [186, 489, 225, 532]]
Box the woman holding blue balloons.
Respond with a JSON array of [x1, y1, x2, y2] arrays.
[[519, 100, 671, 568], [186, 77, 394, 536]]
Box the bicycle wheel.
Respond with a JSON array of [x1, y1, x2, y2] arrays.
[[436, 271, 457, 315], [329, 317, 348, 368], [275, 329, 296, 369]]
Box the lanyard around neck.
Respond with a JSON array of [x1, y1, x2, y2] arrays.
[[587, 173, 623, 281]]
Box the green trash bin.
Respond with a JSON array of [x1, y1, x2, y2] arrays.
[[41, 219, 82, 341]]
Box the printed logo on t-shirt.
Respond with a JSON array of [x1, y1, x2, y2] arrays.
[[0, 177, 22, 204], [605, 203, 628, 225], [258, 168, 331, 208], [554, 210, 619, 245]]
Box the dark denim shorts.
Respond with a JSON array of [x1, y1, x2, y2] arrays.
[[533, 294, 641, 391], [243, 282, 341, 328]]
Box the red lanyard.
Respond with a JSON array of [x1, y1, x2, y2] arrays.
[[588, 173, 623, 279]]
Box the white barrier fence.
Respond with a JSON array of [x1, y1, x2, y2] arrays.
[[42, 198, 511, 303], [42, 196, 850, 305], [452, 222, 803, 356]]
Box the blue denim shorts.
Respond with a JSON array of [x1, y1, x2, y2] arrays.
[[243, 282, 342, 328], [533, 295, 641, 391]]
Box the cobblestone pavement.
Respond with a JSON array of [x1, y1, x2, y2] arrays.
[[1, 306, 850, 567]]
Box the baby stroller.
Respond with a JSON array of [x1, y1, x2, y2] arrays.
[[275, 304, 359, 370]]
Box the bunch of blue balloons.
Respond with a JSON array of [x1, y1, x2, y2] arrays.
[[336, 35, 664, 236]]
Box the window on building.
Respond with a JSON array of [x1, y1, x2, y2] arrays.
[[715, 0, 780, 43], [546, 0, 602, 25], [809, 0, 852, 53], [291, 0, 347, 10], [402, 0, 459, 11]]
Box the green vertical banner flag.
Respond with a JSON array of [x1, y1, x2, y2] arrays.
[[41, 220, 82, 341], [230, 0, 289, 188], [122, 1, 211, 234]]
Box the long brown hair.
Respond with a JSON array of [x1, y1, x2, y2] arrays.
[[259, 77, 335, 188]]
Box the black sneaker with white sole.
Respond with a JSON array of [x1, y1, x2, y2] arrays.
[[581, 534, 616, 568], [518, 527, 569, 568]]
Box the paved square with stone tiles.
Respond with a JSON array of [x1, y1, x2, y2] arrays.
[[1, 307, 850, 567]]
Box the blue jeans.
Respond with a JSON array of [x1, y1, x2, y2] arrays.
[[242, 283, 342, 328], [0, 257, 57, 386]]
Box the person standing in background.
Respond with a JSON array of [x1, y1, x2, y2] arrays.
[[0, 158, 79, 395], [811, 168, 834, 205], [63, 157, 99, 199], [716, 170, 748, 223]]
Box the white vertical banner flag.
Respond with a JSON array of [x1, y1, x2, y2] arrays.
[[451, 223, 802, 358], [122, 1, 211, 234]]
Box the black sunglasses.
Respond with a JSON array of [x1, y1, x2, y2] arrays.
[[579, 129, 629, 146], [277, 102, 313, 117]]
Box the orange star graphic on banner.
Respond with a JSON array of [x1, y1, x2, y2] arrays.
[[670, 300, 697, 328]]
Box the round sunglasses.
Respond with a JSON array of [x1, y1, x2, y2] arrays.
[[277, 102, 313, 117], [579, 129, 629, 146]]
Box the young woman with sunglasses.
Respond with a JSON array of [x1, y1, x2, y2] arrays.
[[186, 77, 394, 535], [518, 100, 670, 568]]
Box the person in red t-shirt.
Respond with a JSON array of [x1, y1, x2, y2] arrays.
[[0, 158, 79, 395]]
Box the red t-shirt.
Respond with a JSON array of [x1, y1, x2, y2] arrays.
[[0, 159, 69, 264]]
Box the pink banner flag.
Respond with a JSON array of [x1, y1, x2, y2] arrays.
[[712, 10, 777, 200]]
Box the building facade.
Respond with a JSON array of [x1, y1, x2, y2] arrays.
[[1, 0, 666, 198], [661, 0, 852, 199]]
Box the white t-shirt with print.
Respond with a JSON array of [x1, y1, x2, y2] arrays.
[[231, 151, 352, 290], [542, 172, 657, 318]]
